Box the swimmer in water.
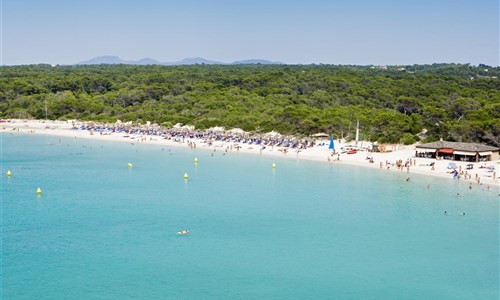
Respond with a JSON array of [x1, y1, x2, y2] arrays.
[[444, 211, 448, 215]]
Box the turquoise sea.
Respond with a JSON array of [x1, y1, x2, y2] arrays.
[[1, 133, 498, 299]]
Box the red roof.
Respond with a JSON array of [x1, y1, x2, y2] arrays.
[[438, 148, 454, 154]]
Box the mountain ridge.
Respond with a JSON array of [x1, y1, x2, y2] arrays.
[[77, 56, 284, 65]]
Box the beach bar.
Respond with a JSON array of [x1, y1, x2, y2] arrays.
[[415, 141, 500, 162]]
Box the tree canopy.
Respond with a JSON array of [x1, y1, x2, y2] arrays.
[[1, 63, 499, 146]]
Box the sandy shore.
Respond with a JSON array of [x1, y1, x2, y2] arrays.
[[2, 119, 499, 189]]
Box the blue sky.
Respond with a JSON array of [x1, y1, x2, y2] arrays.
[[2, 0, 499, 66]]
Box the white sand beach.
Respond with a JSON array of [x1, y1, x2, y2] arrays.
[[2, 119, 499, 189]]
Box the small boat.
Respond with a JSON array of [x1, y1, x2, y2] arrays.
[[347, 149, 357, 154], [177, 230, 189, 235]]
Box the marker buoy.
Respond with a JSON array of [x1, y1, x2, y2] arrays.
[[7, 170, 11, 177], [194, 157, 198, 163], [272, 163, 277, 169], [184, 172, 188, 180], [127, 163, 133, 168], [36, 187, 42, 195]]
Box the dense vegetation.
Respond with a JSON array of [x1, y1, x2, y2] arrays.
[[1, 63, 499, 146]]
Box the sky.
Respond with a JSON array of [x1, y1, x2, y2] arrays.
[[1, 0, 499, 66]]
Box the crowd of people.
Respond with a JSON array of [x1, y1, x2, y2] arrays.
[[73, 122, 320, 150]]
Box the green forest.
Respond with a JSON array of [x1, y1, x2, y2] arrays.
[[1, 63, 499, 146]]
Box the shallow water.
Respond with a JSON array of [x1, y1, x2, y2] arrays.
[[2, 133, 498, 299]]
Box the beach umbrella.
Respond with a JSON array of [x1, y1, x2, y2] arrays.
[[208, 126, 225, 132], [228, 128, 245, 134], [328, 135, 335, 150], [265, 131, 281, 138], [311, 133, 329, 138], [447, 162, 457, 169]]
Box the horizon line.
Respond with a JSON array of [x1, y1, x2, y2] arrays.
[[1, 61, 498, 68]]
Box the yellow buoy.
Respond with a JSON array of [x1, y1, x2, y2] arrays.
[[184, 172, 189, 180], [194, 157, 198, 163], [36, 187, 42, 195], [127, 163, 133, 168], [7, 170, 12, 177], [272, 163, 277, 168]]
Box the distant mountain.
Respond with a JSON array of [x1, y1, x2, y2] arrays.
[[232, 59, 284, 65], [78, 56, 127, 65], [78, 56, 162, 65], [77, 56, 285, 66], [165, 57, 224, 65], [134, 58, 162, 65]]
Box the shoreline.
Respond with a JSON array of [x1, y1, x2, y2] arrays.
[[2, 119, 499, 190]]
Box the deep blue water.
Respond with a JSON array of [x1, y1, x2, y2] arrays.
[[1, 133, 498, 299]]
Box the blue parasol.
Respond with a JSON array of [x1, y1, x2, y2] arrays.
[[329, 135, 334, 150]]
